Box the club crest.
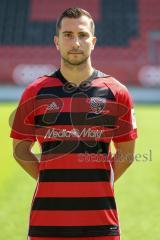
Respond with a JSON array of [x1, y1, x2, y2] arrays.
[[90, 97, 106, 114]]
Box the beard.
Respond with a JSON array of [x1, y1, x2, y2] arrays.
[[61, 52, 90, 66]]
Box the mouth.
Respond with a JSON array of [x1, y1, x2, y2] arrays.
[[69, 53, 83, 55], [69, 51, 83, 54]]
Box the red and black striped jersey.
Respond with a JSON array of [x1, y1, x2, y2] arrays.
[[10, 68, 137, 240]]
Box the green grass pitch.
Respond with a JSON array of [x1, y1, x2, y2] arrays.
[[0, 102, 159, 240]]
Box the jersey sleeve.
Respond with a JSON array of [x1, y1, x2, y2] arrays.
[[112, 85, 138, 143], [10, 84, 36, 142]]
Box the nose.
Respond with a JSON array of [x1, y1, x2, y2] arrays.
[[72, 36, 80, 48]]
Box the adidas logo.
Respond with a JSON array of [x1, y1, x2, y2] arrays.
[[46, 101, 59, 111]]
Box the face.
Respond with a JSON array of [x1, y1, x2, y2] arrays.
[[54, 16, 96, 66]]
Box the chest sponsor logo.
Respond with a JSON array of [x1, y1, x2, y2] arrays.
[[44, 128, 104, 139]]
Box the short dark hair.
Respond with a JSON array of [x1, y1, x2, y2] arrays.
[[56, 7, 95, 35]]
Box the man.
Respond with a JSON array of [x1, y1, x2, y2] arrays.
[[10, 7, 137, 240]]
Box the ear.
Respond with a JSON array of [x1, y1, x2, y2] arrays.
[[91, 36, 97, 50], [54, 36, 59, 50]]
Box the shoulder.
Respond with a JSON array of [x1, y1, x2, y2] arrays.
[[103, 75, 130, 96], [99, 72, 132, 101], [95, 69, 133, 106], [95, 69, 127, 91], [108, 78, 133, 106], [21, 70, 58, 97]]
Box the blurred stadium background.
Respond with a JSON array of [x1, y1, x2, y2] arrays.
[[1, 1, 160, 240], [0, 0, 160, 101]]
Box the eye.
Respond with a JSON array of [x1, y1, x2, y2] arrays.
[[64, 33, 72, 38], [79, 33, 87, 38]]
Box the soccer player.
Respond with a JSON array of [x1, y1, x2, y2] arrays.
[[10, 7, 137, 240]]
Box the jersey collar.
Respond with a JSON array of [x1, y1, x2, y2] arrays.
[[54, 68, 109, 87]]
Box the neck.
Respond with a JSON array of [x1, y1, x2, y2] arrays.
[[60, 58, 94, 85]]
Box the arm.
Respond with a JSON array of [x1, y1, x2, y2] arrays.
[[112, 140, 136, 182], [13, 139, 40, 180]]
